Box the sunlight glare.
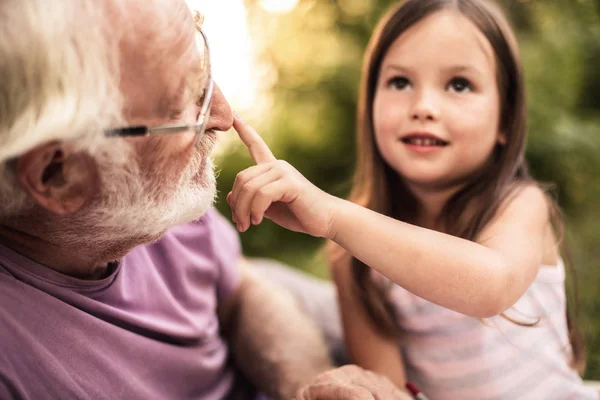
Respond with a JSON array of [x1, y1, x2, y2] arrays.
[[259, 0, 299, 14], [185, 0, 263, 114], [185, 0, 270, 153]]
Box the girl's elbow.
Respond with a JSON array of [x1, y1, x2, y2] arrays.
[[454, 296, 507, 319], [474, 275, 514, 318], [475, 300, 508, 319]]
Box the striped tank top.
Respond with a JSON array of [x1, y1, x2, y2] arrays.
[[380, 260, 598, 399]]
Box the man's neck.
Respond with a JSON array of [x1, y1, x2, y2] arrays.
[[0, 220, 130, 280]]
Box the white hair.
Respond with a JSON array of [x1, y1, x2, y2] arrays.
[[0, 0, 126, 217], [0, 0, 201, 218], [0, 0, 219, 248]]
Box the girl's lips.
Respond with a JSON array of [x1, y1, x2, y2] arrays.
[[399, 136, 449, 154]]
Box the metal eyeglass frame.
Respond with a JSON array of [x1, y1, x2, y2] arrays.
[[104, 11, 213, 140]]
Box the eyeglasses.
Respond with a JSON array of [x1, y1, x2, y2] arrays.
[[104, 11, 213, 142]]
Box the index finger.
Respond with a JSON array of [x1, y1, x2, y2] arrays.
[[233, 114, 276, 164]]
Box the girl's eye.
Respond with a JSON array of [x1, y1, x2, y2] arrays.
[[387, 76, 410, 91], [447, 77, 472, 93]]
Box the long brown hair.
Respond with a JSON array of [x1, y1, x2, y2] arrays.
[[328, 0, 585, 372]]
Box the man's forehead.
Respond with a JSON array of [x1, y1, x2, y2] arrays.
[[119, 0, 194, 52], [118, 0, 200, 120]]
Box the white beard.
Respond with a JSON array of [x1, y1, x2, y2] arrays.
[[58, 135, 218, 250]]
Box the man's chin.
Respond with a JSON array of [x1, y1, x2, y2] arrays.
[[90, 178, 216, 248], [174, 169, 217, 224], [184, 185, 216, 223]]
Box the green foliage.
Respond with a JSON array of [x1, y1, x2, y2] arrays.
[[215, 0, 600, 378]]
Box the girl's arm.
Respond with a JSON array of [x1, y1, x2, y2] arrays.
[[331, 256, 407, 389], [228, 117, 550, 318], [327, 187, 550, 318]]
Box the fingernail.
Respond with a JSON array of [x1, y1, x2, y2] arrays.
[[234, 111, 243, 122]]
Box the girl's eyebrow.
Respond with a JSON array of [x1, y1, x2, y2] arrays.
[[440, 65, 484, 77], [381, 64, 411, 73], [381, 63, 483, 77]]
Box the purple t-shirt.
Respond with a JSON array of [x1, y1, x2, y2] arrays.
[[0, 208, 260, 400]]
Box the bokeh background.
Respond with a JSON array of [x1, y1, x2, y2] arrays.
[[189, 0, 600, 379]]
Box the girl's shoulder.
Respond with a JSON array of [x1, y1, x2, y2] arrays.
[[477, 182, 553, 241], [495, 182, 552, 224], [481, 183, 560, 265]]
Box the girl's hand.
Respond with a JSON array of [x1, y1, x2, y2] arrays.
[[228, 115, 338, 238]]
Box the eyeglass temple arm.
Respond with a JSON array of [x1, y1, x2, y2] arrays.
[[104, 126, 149, 137]]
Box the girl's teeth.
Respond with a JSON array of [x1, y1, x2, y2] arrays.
[[408, 138, 444, 146], [405, 138, 446, 146]]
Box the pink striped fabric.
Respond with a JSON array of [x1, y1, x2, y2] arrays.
[[378, 260, 598, 400]]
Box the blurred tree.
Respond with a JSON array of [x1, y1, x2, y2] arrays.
[[215, 0, 600, 378]]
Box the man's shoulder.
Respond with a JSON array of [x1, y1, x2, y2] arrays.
[[122, 208, 242, 297], [0, 268, 30, 307], [0, 271, 43, 349]]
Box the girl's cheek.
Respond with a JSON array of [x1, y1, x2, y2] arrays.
[[374, 97, 403, 133], [373, 116, 396, 141], [448, 96, 498, 132]]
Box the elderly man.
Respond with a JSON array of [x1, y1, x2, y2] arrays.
[[0, 0, 408, 399]]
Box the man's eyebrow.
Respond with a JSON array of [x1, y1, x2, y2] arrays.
[[155, 78, 189, 118], [154, 60, 208, 118], [156, 61, 208, 116]]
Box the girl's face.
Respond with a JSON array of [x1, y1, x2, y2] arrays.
[[373, 10, 504, 193]]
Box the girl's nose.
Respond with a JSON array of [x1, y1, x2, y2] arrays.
[[410, 89, 439, 122]]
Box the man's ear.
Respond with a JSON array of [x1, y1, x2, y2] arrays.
[[16, 142, 99, 215]]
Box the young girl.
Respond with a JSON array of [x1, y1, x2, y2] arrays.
[[227, 0, 597, 398]]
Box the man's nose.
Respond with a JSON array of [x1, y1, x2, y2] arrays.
[[206, 83, 233, 132], [410, 88, 439, 122]]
